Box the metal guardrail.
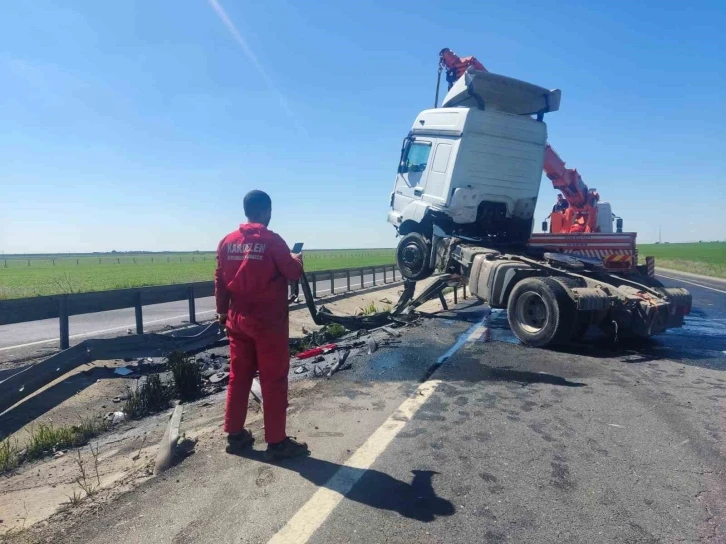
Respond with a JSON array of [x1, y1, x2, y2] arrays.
[[0, 265, 400, 350]]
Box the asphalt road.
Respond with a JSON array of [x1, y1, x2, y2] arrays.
[[0, 272, 396, 364], [34, 270, 726, 544]]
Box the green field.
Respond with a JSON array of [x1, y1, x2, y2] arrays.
[[638, 242, 726, 279], [0, 250, 396, 300]]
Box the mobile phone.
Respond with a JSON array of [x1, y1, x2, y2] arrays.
[[291, 242, 304, 254]]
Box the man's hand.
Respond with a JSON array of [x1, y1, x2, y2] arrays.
[[217, 313, 228, 335], [291, 252, 303, 264]]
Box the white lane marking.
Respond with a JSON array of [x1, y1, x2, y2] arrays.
[[267, 316, 488, 544], [0, 311, 216, 352], [656, 274, 726, 295]]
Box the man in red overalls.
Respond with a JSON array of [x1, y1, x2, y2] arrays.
[[215, 190, 309, 459]]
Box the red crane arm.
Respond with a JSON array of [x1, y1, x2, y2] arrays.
[[542, 144, 588, 208]]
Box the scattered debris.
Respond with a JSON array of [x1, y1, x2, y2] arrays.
[[367, 337, 378, 354], [327, 350, 350, 378], [108, 411, 126, 425], [297, 344, 338, 360], [208, 371, 230, 384], [379, 298, 393, 305], [294, 365, 309, 375], [114, 367, 134, 377], [382, 327, 401, 338]]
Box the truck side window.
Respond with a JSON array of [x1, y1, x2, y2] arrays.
[[405, 142, 431, 175]]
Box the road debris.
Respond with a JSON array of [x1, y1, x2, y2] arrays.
[[114, 367, 134, 377], [327, 350, 350, 378], [297, 344, 338, 359], [367, 337, 378, 354], [107, 411, 126, 425], [208, 371, 229, 384], [382, 326, 401, 338]]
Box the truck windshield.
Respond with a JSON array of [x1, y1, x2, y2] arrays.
[[405, 142, 431, 174]]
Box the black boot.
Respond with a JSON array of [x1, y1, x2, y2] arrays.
[[265, 437, 309, 460], [226, 429, 255, 453]]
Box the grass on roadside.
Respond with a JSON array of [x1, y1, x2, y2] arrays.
[[25, 418, 109, 461], [167, 351, 204, 402], [638, 242, 726, 279], [0, 438, 20, 473], [1, 417, 109, 475], [0, 249, 397, 300], [359, 302, 391, 315], [123, 374, 173, 420]]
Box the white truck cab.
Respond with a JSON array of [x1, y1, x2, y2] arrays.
[[388, 70, 561, 248]]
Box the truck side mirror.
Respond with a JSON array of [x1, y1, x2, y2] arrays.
[[542, 220, 548, 232], [616, 218, 623, 233]]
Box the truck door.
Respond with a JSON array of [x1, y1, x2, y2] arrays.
[[393, 138, 433, 212]]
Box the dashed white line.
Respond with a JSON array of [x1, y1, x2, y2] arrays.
[[656, 274, 726, 295]]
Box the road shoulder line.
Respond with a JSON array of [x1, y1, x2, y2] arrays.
[[656, 267, 726, 286], [656, 273, 726, 295]]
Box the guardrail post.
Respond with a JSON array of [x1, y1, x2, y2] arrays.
[[346, 269, 351, 292], [393, 266, 397, 282], [330, 271, 335, 295], [462, 280, 467, 299], [188, 286, 196, 324], [59, 296, 69, 350], [135, 292, 143, 334], [383, 266, 388, 284], [311, 273, 317, 298], [372, 268, 376, 286], [360, 269, 364, 290], [453, 284, 458, 305]]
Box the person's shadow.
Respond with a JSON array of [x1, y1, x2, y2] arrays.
[[231, 449, 456, 522]]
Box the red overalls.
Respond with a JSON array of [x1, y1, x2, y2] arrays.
[[215, 223, 303, 443]]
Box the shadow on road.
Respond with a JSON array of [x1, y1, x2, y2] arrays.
[[477, 366, 587, 387], [231, 449, 456, 522]]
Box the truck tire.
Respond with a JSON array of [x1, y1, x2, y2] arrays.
[[507, 277, 577, 348], [396, 232, 432, 281]]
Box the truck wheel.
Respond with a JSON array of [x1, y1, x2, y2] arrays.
[[396, 232, 432, 281], [507, 277, 577, 348]]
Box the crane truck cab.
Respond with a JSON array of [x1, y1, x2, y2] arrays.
[[388, 69, 561, 280]]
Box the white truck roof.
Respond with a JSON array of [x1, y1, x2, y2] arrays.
[[441, 68, 561, 116]]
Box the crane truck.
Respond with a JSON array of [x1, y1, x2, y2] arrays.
[[383, 53, 692, 348]]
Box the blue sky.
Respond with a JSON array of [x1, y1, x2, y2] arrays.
[[1, 0, 724, 253]]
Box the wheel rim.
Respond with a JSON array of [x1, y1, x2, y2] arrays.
[[514, 292, 548, 334], [400, 241, 424, 276]]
